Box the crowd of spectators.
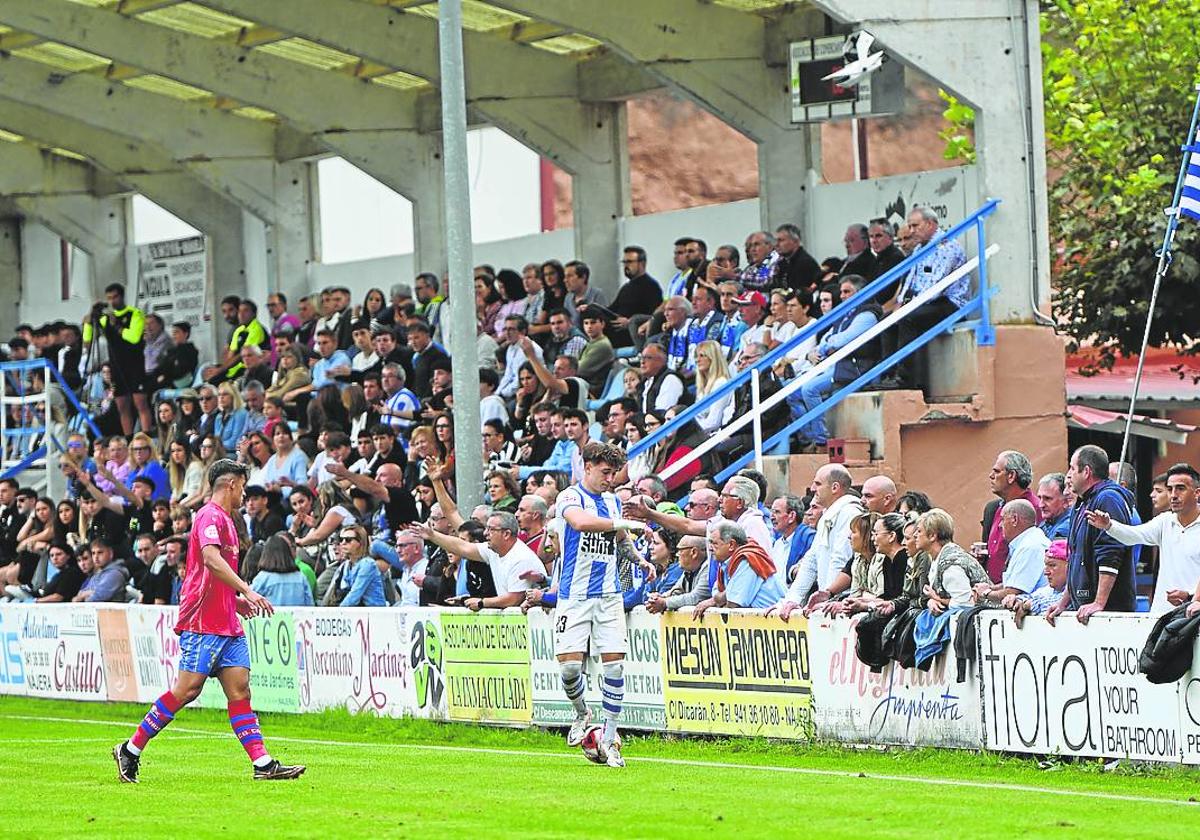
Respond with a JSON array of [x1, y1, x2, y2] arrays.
[[1, 211, 1194, 673]]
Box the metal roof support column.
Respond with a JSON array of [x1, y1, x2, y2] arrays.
[[439, 0, 481, 514]]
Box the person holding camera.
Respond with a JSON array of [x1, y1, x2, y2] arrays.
[[83, 283, 152, 436]]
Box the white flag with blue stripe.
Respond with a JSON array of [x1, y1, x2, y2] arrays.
[[1183, 136, 1200, 221]]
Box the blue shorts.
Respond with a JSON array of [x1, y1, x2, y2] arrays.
[[178, 632, 251, 676]]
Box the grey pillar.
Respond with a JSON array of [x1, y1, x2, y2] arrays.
[[0, 218, 20, 339], [569, 102, 632, 298], [758, 126, 822, 248]]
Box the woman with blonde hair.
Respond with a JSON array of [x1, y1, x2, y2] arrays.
[[128, 431, 170, 501], [692, 340, 734, 435], [267, 345, 311, 406], [213, 381, 248, 451]]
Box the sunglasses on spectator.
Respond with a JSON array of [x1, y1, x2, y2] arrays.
[[131, 446, 149, 452]]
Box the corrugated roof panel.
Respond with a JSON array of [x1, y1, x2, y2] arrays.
[[122, 73, 212, 100], [137, 3, 251, 38], [712, 0, 787, 10], [532, 34, 603, 55], [408, 0, 529, 31], [51, 146, 88, 161], [255, 37, 359, 70], [231, 105, 278, 121], [11, 42, 111, 72], [371, 70, 429, 90]]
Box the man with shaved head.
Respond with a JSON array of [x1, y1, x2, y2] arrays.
[[973, 498, 1049, 604], [860, 475, 897, 514], [323, 460, 419, 568]]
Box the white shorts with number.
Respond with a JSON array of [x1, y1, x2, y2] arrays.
[[553, 594, 627, 656]]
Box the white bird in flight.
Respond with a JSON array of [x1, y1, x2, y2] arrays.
[[821, 31, 884, 87]]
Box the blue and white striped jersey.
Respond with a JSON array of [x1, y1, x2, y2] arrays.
[[557, 484, 622, 601]]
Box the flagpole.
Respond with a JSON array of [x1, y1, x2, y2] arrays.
[[1118, 83, 1200, 469]]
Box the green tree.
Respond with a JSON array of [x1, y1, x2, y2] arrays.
[[1041, 0, 1200, 369]]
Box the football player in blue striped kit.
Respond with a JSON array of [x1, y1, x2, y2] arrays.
[[554, 442, 646, 768]]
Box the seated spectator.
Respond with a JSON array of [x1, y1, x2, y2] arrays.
[[479, 471, 516, 514], [876, 206, 968, 391], [577, 308, 616, 396], [973, 499, 1049, 605], [72, 538, 129, 602], [543, 309, 588, 363], [695, 522, 784, 616], [637, 343, 684, 415], [519, 337, 589, 411], [483, 419, 519, 468], [655, 296, 693, 375], [310, 329, 353, 395], [261, 424, 309, 499], [563, 260, 607, 326], [309, 431, 352, 487], [212, 382, 249, 452], [251, 534, 315, 607], [786, 274, 881, 450], [608, 246, 662, 345], [517, 408, 574, 481], [515, 495, 549, 562], [646, 527, 684, 594], [478, 369, 509, 430], [769, 494, 813, 587], [645, 535, 709, 613], [828, 512, 909, 616], [407, 318, 450, 400], [150, 321, 199, 393], [333, 525, 387, 607], [712, 342, 787, 462], [733, 291, 770, 358], [268, 346, 312, 409], [915, 508, 990, 615], [22, 542, 86, 603], [127, 433, 170, 502], [1003, 539, 1068, 627]]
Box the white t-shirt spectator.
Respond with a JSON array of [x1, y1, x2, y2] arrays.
[[478, 540, 544, 593]]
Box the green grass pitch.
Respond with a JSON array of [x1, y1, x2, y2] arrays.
[[3, 695, 1200, 838]]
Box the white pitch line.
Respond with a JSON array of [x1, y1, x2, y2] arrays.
[[2, 712, 1198, 809]]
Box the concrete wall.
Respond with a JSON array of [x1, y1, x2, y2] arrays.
[[783, 324, 1067, 536], [309, 165, 977, 301]]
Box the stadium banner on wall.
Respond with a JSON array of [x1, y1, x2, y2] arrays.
[[0, 605, 27, 696], [126, 606, 180, 703], [441, 610, 531, 725], [527, 608, 666, 731], [18, 605, 105, 701], [96, 608, 137, 702], [978, 613, 1181, 761], [135, 235, 214, 363], [661, 610, 813, 738], [808, 615, 983, 747], [293, 608, 447, 720]]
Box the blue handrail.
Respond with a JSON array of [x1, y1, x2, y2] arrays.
[[628, 198, 1001, 458], [712, 291, 992, 483], [0, 358, 102, 438]]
